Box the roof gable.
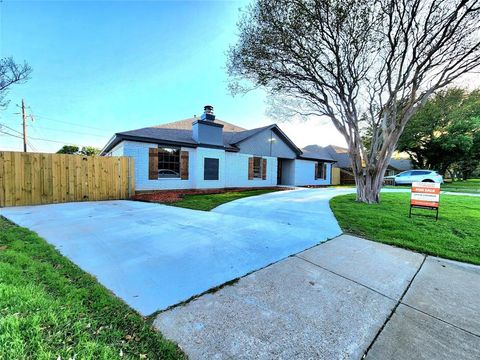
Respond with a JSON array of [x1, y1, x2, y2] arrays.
[[229, 124, 302, 155]]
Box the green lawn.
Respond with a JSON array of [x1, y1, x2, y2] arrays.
[[170, 188, 281, 211], [330, 193, 480, 265], [0, 217, 184, 360], [442, 178, 480, 193]]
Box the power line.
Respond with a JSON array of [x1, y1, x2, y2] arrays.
[[26, 124, 108, 138], [27, 139, 37, 152], [1, 122, 42, 152], [0, 128, 91, 147], [0, 130, 23, 139], [29, 136, 79, 145], [2, 102, 110, 150], [32, 113, 112, 133], [0, 122, 23, 136]]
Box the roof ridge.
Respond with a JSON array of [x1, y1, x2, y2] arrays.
[[154, 117, 247, 132]]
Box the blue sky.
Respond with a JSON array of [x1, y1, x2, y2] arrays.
[[0, 0, 345, 152]]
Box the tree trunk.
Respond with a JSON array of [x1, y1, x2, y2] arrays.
[[354, 169, 385, 203], [349, 151, 386, 204], [349, 136, 393, 204], [356, 178, 380, 203]]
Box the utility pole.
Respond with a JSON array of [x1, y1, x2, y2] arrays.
[[21, 98, 27, 152]]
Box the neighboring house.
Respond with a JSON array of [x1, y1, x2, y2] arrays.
[[101, 105, 335, 191], [388, 158, 413, 175], [304, 144, 413, 184]]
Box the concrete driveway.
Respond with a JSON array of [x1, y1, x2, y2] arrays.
[[0, 188, 349, 315]]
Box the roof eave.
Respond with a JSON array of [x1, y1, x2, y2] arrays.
[[102, 133, 199, 154], [100, 134, 121, 155], [102, 133, 238, 154], [297, 155, 336, 162]]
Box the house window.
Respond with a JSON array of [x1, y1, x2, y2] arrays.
[[204, 158, 219, 180], [253, 157, 262, 178], [158, 147, 180, 178], [316, 161, 327, 180]]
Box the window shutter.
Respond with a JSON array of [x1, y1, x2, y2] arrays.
[[181, 151, 189, 180], [148, 148, 158, 180], [248, 157, 254, 180], [262, 158, 267, 180], [314, 162, 319, 180]]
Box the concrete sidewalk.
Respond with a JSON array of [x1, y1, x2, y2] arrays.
[[154, 235, 480, 360]]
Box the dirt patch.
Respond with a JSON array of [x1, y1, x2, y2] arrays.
[[132, 187, 290, 204]]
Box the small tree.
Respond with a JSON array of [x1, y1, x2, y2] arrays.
[[0, 57, 32, 109], [80, 146, 101, 156], [227, 0, 480, 203], [57, 145, 79, 154]]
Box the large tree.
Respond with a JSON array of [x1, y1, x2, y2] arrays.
[[398, 88, 480, 178], [227, 0, 480, 203], [0, 57, 32, 109]]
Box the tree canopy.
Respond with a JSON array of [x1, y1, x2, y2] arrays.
[[56, 145, 100, 156], [228, 0, 480, 203], [398, 88, 480, 179], [56, 145, 79, 155]]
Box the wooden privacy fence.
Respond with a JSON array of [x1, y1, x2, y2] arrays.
[[0, 152, 134, 207], [331, 167, 341, 185]]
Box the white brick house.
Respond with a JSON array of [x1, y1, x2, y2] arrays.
[[101, 106, 334, 191]]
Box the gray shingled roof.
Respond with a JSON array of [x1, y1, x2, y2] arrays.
[[389, 159, 412, 172], [322, 145, 352, 168], [300, 145, 335, 162], [118, 127, 197, 145], [320, 145, 413, 171], [116, 123, 272, 150], [155, 118, 246, 132], [102, 117, 300, 154], [102, 116, 307, 156], [223, 125, 273, 145]]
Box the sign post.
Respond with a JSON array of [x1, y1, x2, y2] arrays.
[[409, 182, 440, 220]]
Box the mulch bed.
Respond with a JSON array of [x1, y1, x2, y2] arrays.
[[132, 187, 289, 204]]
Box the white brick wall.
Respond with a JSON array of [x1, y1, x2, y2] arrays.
[[108, 140, 330, 190], [194, 147, 226, 189], [225, 152, 278, 188], [122, 141, 195, 191], [293, 159, 332, 186], [105, 142, 124, 157]]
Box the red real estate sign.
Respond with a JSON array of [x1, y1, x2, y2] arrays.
[[410, 182, 441, 208]]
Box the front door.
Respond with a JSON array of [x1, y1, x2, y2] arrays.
[[277, 159, 283, 185]]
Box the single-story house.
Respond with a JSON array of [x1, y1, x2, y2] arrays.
[[303, 144, 413, 184], [101, 105, 335, 191]]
